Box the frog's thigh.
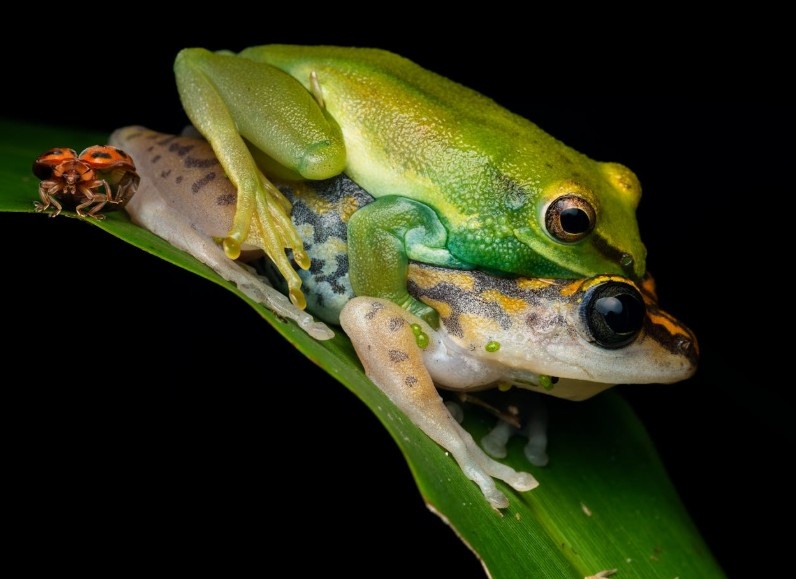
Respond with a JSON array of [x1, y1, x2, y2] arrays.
[[340, 297, 538, 509], [124, 178, 333, 341]]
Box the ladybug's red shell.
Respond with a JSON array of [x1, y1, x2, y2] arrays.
[[32, 148, 78, 180], [78, 145, 137, 171], [78, 145, 140, 206]]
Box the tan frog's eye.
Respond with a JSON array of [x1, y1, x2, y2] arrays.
[[581, 280, 645, 349], [545, 195, 596, 243]]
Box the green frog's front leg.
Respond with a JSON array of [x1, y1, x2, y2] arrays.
[[347, 197, 472, 324], [174, 48, 346, 310]]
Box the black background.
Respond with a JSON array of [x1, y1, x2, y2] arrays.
[[3, 19, 792, 578]]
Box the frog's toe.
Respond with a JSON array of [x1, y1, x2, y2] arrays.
[[507, 471, 539, 492], [444, 400, 465, 423], [240, 180, 311, 310], [524, 439, 549, 467], [522, 402, 549, 467], [458, 459, 510, 509], [484, 489, 510, 510], [483, 457, 539, 493], [481, 420, 514, 459], [461, 433, 539, 500]]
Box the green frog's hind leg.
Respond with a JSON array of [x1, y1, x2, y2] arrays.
[[174, 48, 346, 311], [340, 297, 538, 509]]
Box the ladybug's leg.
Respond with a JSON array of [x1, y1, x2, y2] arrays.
[[45, 196, 63, 217], [86, 199, 108, 219], [102, 177, 126, 205], [34, 181, 64, 217], [93, 179, 115, 203], [113, 172, 140, 206], [34, 182, 53, 212], [76, 197, 108, 219], [75, 185, 107, 219]]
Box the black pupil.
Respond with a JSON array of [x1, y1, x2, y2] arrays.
[[560, 207, 590, 233], [595, 294, 645, 336]]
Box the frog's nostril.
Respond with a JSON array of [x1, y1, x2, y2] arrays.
[[620, 253, 634, 269], [677, 334, 700, 362]]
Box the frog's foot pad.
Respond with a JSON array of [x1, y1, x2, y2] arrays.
[[124, 176, 333, 341], [341, 297, 538, 509], [522, 405, 550, 467], [481, 420, 513, 459]]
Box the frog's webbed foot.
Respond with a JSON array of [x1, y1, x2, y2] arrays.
[[224, 172, 310, 311], [340, 297, 538, 509]]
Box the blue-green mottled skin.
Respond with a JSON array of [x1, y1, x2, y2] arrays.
[[175, 45, 647, 322], [265, 176, 370, 324]]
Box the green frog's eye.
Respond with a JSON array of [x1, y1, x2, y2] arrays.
[[545, 195, 596, 243], [581, 281, 645, 349]]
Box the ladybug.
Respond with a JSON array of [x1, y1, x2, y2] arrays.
[[78, 145, 140, 207], [32, 145, 140, 219]]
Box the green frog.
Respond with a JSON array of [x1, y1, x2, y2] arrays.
[[174, 45, 647, 325]]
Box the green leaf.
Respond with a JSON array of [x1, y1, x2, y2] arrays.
[[2, 118, 726, 578]]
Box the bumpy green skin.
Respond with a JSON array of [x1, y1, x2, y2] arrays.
[[175, 45, 647, 322]]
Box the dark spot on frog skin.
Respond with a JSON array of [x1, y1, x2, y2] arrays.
[[185, 155, 218, 169], [216, 193, 235, 206], [388, 316, 405, 332], [389, 349, 409, 362], [192, 172, 216, 193], [157, 135, 178, 147], [168, 142, 195, 157], [405, 376, 418, 387], [365, 301, 385, 320]]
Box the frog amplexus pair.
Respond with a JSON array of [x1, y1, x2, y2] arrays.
[[109, 45, 698, 509]]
